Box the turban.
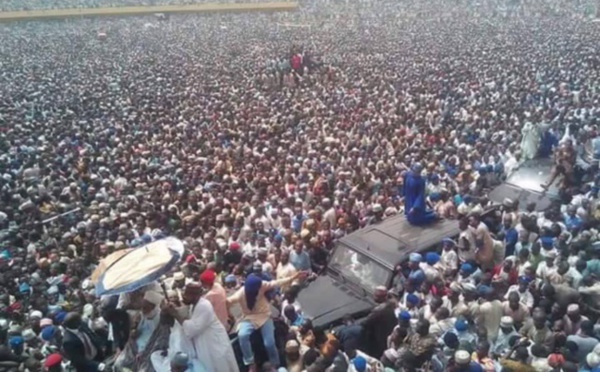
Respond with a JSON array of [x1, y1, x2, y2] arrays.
[[478, 285, 493, 296], [409, 253, 422, 263], [540, 236, 554, 247], [9, 336, 23, 348], [460, 262, 474, 274], [352, 356, 367, 372], [455, 318, 468, 332], [406, 293, 420, 305], [425, 252, 440, 265], [224, 274, 236, 284], [54, 311, 67, 323], [41, 325, 56, 341], [143, 291, 164, 306], [244, 274, 263, 311], [398, 310, 411, 321]]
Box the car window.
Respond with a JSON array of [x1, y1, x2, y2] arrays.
[[329, 245, 392, 293]]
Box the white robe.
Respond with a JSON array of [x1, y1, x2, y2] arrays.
[[520, 122, 540, 160], [151, 322, 202, 372], [183, 298, 239, 372]]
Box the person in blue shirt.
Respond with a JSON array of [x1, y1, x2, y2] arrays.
[[501, 216, 518, 257], [291, 208, 306, 233], [283, 304, 304, 327], [564, 205, 583, 231], [289, 240, 311, 272]]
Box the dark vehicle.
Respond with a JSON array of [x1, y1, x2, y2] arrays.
[[298, 160, 567, 329], [488, 158, 559, 211], [297, 215, 464, 329]]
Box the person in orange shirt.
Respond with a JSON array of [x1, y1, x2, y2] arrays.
[[200, 269, 230, 332]]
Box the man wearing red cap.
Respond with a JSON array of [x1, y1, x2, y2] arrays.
[[223, 242, 242, 272], [200, 269, 229, 331], [44, 353, 62, 372]]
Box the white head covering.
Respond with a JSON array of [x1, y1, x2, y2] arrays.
[[143, 291, 164, 306]]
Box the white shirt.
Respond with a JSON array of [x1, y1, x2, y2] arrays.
[[505, 286, 534, 309]]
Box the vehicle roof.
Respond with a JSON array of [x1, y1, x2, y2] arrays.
[[489, 158, 557, 210], [338, 215, 460, 270]]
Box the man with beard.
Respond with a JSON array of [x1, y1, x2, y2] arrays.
[[114, 290, 166, 370], [491, 316, 518, 356], [164, 283, 239, 372]]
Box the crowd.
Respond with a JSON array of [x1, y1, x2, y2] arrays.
[[0, 0, 599, 371], [0, 0, 278, 12]]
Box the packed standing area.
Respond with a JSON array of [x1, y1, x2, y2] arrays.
[[0, 0, 599, 371]]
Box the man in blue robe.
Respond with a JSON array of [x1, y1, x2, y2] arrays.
[[539, 127, 558, 158], [404, 163, 437, 226]]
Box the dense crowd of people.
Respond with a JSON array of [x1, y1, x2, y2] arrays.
[[0, 0, 276, 12], [0, 0, 599, 371]]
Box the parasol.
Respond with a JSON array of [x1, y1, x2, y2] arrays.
[[90, 248, 133, 283], [95, 237, 184, 296]]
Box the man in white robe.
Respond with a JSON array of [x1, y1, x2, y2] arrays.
[[163, 283, 239, 372], [114, 290, 165, 370]]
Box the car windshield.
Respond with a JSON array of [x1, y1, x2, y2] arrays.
[[328, 245, 392, 293]]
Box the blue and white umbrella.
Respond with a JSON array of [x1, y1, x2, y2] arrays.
[[95, 237, 184, 296]]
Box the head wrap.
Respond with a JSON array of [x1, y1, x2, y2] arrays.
[[143, 291, 164, 306], [41, 325, 56, 341], [455, 350, 470, 364], [54, 311, 67, 323], [9, 336, 23, 348], [244, 274, 263, 311], [22, 329, 36, 342], [425, 252, 440, 265], [19, 283, 30, 294], [478, 285, 493, 296], [460, 262, 474, 274], [406, 293, 420, 305], [224, 274, 236, 284], [442, 238, 456, 246], [409, 253, 422, 263], [500, 316, 514, 328], [540, 236, 554, 247], [352, 356, 367, 372], [449, 282, 463, 293], [398, 310, 411, 321], [455, 318, 468, 332], [29, 310, 43, 319], [518, 275, 531, 283]]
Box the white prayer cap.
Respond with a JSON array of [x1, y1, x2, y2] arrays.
[[143, 291, 164, 306]]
